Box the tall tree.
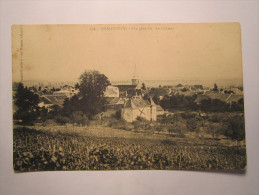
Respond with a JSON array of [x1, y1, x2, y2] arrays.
[[13, 83, 40, 125], [78, 70, 110, 117]]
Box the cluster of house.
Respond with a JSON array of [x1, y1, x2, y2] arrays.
[[104, 80, 164, 122], [104, 80, 244, 122], [162, 84, 244, 105], [32, 76, 243, 123], [37, 85, 79, 110]]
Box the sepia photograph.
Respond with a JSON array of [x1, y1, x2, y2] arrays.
[[12, 23, 246, 172]]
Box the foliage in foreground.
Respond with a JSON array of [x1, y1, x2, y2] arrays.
[[13, 127, 246, 172], [13, 83, 40, 125]]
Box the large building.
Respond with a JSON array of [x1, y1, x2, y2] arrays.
[[121, 97, 157, 122]]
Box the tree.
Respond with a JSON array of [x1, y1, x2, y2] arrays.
[[231, 98, 244, 112], [199, 98, 230, 112], [75, 82, 80, 89], [160, 94, 198, 111], [212, 83, 218, 92], [78, 70, 110, 117], [141, 83, 146, 90], [62, 95, 81, 117], [222, 115, 245, 141], [13, 83, 40, 125], [38, 106, 48, 123], [48, 105, 62, 118], [206, 123, 222, 139], [181, 87, 187, 92]]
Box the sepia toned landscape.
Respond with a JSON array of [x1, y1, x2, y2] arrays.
[[12, 23, 246, 172]]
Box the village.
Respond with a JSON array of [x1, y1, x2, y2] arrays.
[[14, 70, 243, 124], [12, 71, 246, 172]]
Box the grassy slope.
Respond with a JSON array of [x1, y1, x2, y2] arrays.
[[13, 125, 247, 172]]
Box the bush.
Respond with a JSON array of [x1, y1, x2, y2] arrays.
[[167, 121, 187, 137], [153, 123, 167, 133], [200, 98, 230, 112], [230, 98, 244, 112], [132, 117, 153, 131], [43, 119, 57, 126], [136, 116, 148, 122], [108, 118, 132, 130], [181, 112, 196, 119], [186, 118, 199, 133], [206, 123, 223, 139], [37, 107, 48, 123], [55, 115, 70, 125], [14, 110, 38, 126], [70, 111, 89, 126], [208, 113, 228, 123], [132, 120, 143, 130], [114, 110, 121, 119], [159, 115, 179, 124], [223, 116, 245, 141], [48, 105, 62, 119]]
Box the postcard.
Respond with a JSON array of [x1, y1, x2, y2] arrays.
[[12, 23, 246, 172]]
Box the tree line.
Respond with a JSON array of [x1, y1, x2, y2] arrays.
[[159, 94, 244, 112], [13, 70, 110, 125]]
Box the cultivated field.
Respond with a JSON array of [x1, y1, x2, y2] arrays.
[[13, 125, 246, 172]]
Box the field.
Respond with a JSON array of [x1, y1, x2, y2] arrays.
[[13, 125, 246, 172]]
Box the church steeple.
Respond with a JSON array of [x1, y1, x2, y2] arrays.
[[131, 64, 140, 85]]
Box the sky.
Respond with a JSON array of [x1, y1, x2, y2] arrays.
[[12, 23, 243, 84]]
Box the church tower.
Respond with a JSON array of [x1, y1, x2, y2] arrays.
[[131, 64, 140, 86]]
